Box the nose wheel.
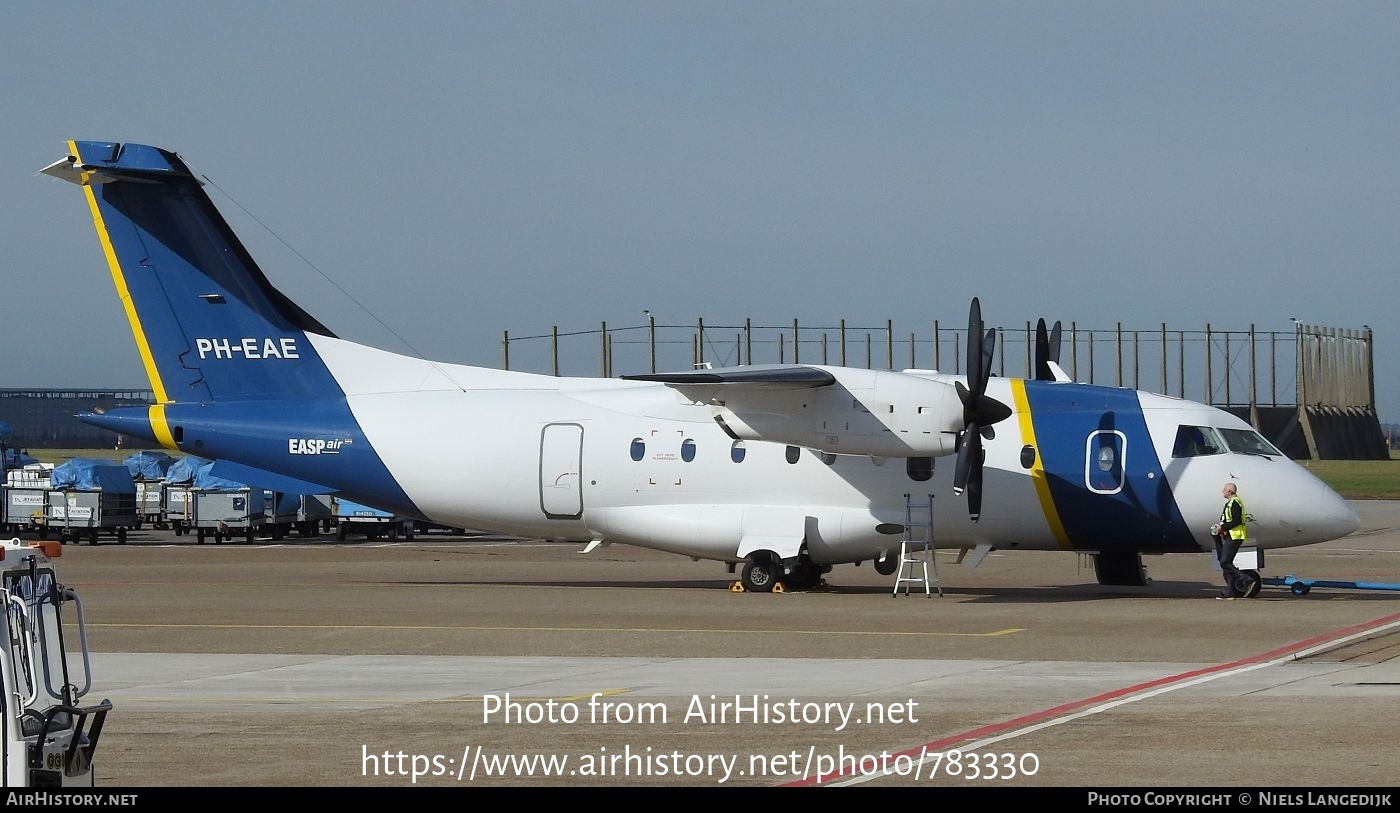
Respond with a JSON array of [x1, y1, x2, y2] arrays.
[[1231, 570, 1262, 599]]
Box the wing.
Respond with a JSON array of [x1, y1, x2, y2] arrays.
[[622, 364, 836, 387], [625, 364, 971, 458]]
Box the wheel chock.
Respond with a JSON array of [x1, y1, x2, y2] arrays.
[[730, 581, 745, 593], [773, 582, 786, 594]]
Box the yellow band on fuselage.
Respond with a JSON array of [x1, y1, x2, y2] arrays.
[[148, 404, 178, 451], [1010, 379, 1072, 550]]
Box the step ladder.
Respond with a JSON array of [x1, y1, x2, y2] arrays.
[[893, 493, 941, 597]]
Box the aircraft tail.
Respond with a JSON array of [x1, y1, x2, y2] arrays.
[[42, 140, 340, 405]]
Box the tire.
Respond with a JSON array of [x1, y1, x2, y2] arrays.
[[335, 525, 348, 542], [117, 528, 127, 544], [740, 558, 777, 593], [1093, 551, 1149, 586], [1235, 570, 1262, 599], [873, 555, 898, 576], [780, 560, 823, 591], [1291, 581, 1311, 596]]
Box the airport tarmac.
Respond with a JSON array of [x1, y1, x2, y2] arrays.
[[43, 501, 1400, 787]]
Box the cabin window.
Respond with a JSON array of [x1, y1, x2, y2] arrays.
[[680, 438, 697, 462], [629, 438, 645, 461], [1085, 430, 1126, 494], [1218, 428, 1282, 458], [820, 452, 837, 466], [785, 445, 801, 464], [730, 441, 747, 463], [1019, 444, 1037, 469], [1171, 425, 1226, 458], [906, 457, 933, 481]]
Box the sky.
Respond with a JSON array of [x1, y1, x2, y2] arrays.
[[4, 1, 1398, 420]]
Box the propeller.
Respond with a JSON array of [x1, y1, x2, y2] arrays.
[[952, 298, 1013, 522], [1034, 318, 1063, 381]]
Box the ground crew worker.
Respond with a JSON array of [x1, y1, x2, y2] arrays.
[[1211, 482, 1247, 599]]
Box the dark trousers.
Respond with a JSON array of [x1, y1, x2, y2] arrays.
[[1214, 534, 1243, 595]]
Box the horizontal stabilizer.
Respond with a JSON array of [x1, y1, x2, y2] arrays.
[[208, 460, 338, 496], [622, 365, 836, 387]]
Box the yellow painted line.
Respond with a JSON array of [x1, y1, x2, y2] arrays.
[[559, 688, 629, 702], [1010, 379, 1072, 550], [72, 139, 170, 405], [88, 622, 1026, 637]]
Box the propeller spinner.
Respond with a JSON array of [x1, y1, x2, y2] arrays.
[[952, 298, 1013, 522]]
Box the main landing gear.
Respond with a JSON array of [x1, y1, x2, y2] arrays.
[[737, 553, 827, 593]]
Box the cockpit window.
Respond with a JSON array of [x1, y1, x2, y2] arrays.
[[1172, 425, 1227, 458], [1219, 428, 1283, 457]]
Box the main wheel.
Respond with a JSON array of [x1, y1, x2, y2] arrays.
[[741, 559, 778, 593], [873, 555, 898, 576], [780, 560, 823, 591]]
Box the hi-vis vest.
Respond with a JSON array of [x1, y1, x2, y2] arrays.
[[1220, 495, 1247, 541]]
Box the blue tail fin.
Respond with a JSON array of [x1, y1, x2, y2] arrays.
[[45, 141, 419, 514], [43, 140, 340, 405]]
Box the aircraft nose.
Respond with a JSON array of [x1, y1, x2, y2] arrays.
[[1317, 483, 1360, 540]]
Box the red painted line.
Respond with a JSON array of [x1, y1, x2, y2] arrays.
[[785, 610, 1400, 787]]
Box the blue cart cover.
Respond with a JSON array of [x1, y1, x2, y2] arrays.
[[124, 450, 176, 480], [164, 456, 212, 484], [193, 461, 250, 492], [50, 458, 137, 493]]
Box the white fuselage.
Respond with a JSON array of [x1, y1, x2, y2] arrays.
[[311, 336, 1359, 567]]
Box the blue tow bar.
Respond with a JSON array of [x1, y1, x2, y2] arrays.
[[1263, 574, 1400, 597]]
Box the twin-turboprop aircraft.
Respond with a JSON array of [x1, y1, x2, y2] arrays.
[[42, 140, 1360, 597]]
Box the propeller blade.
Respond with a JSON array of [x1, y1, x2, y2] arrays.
[[1034, 318, 1064, 381], [965, 297, 982, 385], [1036, 317, 1064, 380], [964, 429, 984, 522], [979, 327, 996, 394], [952, 419, 977, 495], [1035, 318, 1050, 381]]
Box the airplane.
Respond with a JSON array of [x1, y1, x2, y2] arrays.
[[40, 140, 1360, 597]]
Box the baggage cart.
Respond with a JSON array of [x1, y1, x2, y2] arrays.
[[332, 497, 414, 541], [193, 487, 267, 544]]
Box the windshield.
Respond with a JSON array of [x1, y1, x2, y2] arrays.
[[1171, 425, 1227, 458], [1219, 427, 1283, 457]]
